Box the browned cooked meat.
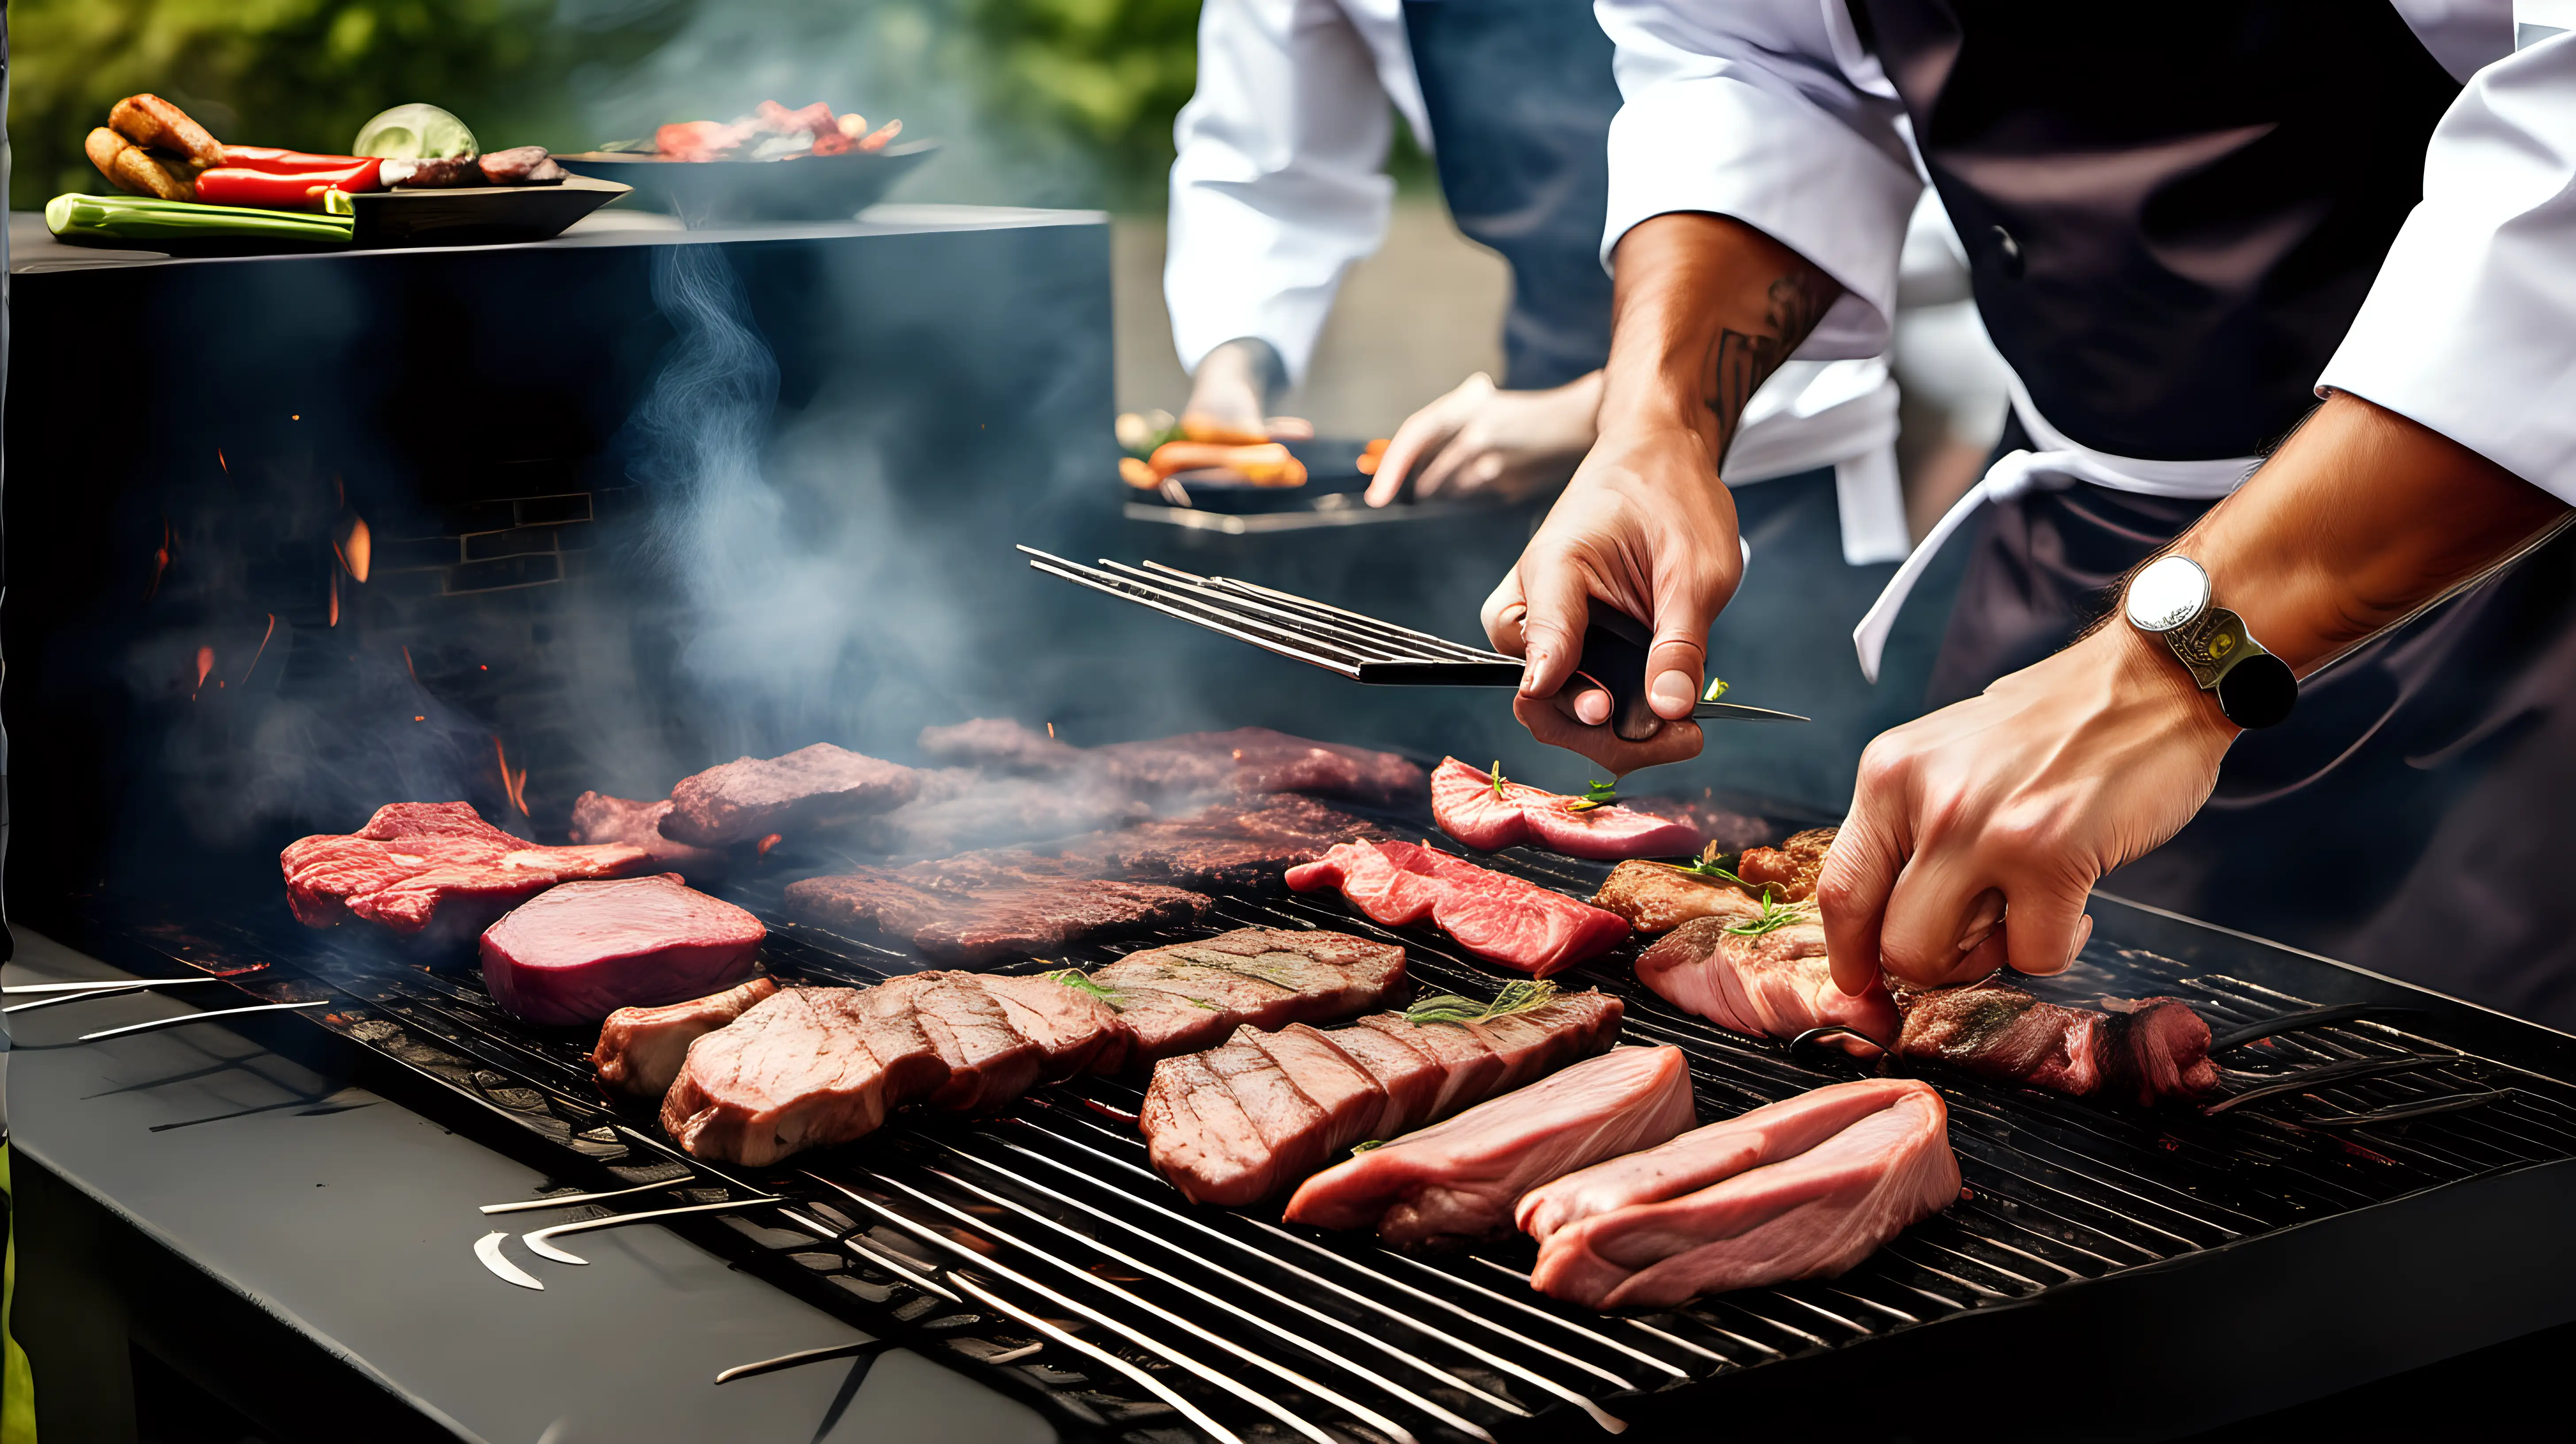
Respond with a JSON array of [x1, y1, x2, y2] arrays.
[[781, 871, 1211, 964], [662, 744, 920, 847], [1084, 927, 1409, 1059], [569, 791, 729, 876], [1894, 977, 2219, 1108], [865, 769, 1151, 855], [662, 985, 953, 1165], [1096, 728, 1425, 806], [1735, 826, 1836, 903], [1590, 860, 1768, 933], [916, 718, 1088, 773], [878, 794, 1382, 895], [874, 972, 1046, 1112], [591, 976, 780, 1098]]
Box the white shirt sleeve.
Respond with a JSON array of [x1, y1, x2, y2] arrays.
[[2318, 28, 2576, 503], [1596, 0, 1923, 358], [1164, 0, 1430, 384]]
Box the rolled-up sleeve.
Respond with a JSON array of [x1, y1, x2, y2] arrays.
[[1597, 0, 1923, 358], [1165, 0, 1428, 384], [2319, 31, 2576, 502]]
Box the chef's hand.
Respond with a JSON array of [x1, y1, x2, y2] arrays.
[[1819, 628, 2235, 993], [1816, 392, 2571, 996], [1479, 421, 1741, 774], [1365, 370, 1602, 506]]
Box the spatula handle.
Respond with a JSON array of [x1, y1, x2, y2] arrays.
[[1576, 609, 1666, 743]]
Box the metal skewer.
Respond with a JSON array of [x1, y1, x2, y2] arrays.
[[521, 1197, 785, 1264], [713, 1339, 895, 1386], [5, 976, 223, 995], [480, 1179, 692, 1215], [8, 979, 228, 1014], [79, 999, 331, 1041]]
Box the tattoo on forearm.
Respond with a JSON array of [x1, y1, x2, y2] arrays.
[[1700, 270, 1836, 454]]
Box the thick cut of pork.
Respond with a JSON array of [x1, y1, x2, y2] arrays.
[[1430, 757, 1705, 860], [479, 874, 765, 1026], [281, 801, 650, 941], [1591, 860, 1767, 935], [593, 977, 778, 1098], [661, 986, 951, 1166], [1088, 927, 1407, 1058], [1895, 978, 2218, 1107], [1524, 1079, 1959, 1309], [979, 973, 1133, 1079], [1285, 1046, 1696, 1248], [569, 792, 728, 876], [873, 972, 1046, 1112], [1636, 914, 1899, 1057], [1286, 840, 1629, 976], [1141, 989, 1625, 1206], [1095, 728, 1426, 806], [661, 744, 920, 847], [782, 872, 1211, 965]]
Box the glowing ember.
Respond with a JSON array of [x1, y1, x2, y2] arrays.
[[339, 517, 372, 583], [1046, 722, 1057, 740], [194, 646, 214, 691], [216, 449, 228, 475], [146, 520, 173, 601], [328, 572, 339, 627], [402, 645, 417, 683], [492, 737, 531, 817], [240, 613, 276, 684], [756, 833, 784, 859]]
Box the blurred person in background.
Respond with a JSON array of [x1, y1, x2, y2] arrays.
[[1487, 1, 2576, 1026], [1162, 0, 1925, 792]]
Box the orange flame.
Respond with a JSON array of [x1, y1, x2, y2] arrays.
[[342, 517, 371, 583], [756, 833, 784, 859], [239, 614, 276, 685], [215, 449, 228, 475], [402, 645, 417, 683], [328, 572, 339, 627], [492, 737, 530, 817], [192, 646, 214, 699], [146, 520, 173, 601], [1046, 722, 1057, 740]]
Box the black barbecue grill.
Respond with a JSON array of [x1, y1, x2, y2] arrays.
[[52, 805, 2576, 1444]]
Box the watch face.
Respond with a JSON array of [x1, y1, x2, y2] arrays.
[[2126, 555, 2211, 633], [2216, 653, 2298, 729]]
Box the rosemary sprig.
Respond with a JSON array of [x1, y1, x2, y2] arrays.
[[1720, 887, 1805, 938], [1562, 778, 1622, 814], [1661, 841, 1746, 883], [1487, 760, 1508, 800], [1404, 979, 1560, 1027], [1351, 1138, 1388, 1155], [1040, 968, 1123, 1005]]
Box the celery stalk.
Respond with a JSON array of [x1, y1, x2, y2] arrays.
[[46, 193, 354, 245]]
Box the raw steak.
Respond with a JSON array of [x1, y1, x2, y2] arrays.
[[782, 871, 1211, 964], [1637, 913, 1899, 1057], [1087, 927, 1408, 1058], [281, 801, 649, 941], [661, 743, 920, 846], [1895, 977, 2219, 1107], [661, 985, 951, 1166], [1141, 988, 1625, 1206], [569, 791, 728, 876], [1590, 860, 1769, 934], [593, 977, 779, 1098], [481, 874, 765, 1026], [1430, 757, 1705, 860], [1286, 1045, 1696, 1248], [1285, 840, 1629, 976], [1525, 1079, 1959, 1308]]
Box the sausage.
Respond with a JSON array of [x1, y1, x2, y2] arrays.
[[475, 146, 565, 185], [380, 155, 483, 188], [86, 127, 194, 201], [108, 94, 225, 170]]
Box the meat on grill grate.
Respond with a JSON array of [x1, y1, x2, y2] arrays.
[[1429, 757, 1706, 860], [568, 791, 730, 876], [923, 719, 1426, 806], [479, 873, 765, 1026], [917, 717, 1091, 774], [864, 769, 1151, 856], [1637, 912, 1898, 1058], [1523, 1078, 1959, 1309], [781, 872, 1213, 965], [1591, 860, 1769, 934], [892, 794, 1382, 896], [1895, 977, 2220, 1107], [1286, 839, 1629, 976], [1285, 1044, 1697, 1248], [281, 802, 652, 941], [661, 743, 921, 847], [1734, 827, 1836, 903], [659, 929, 1404, 1165], [593, 976, 779, 1097], [1140, 988, 1626, 1206]]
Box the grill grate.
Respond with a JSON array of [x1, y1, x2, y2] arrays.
[[77, 801, 2576, 1443]]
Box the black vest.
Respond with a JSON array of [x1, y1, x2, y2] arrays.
[[1403, 0, 1622, 391], [1852, 0, 2461, 458]]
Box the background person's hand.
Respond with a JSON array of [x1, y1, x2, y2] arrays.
[[1365, 370, 1602, 507], [1817, 627, 2237, 995], [1180, 337, 1282, 444], [1480, 421, 1743, 774]]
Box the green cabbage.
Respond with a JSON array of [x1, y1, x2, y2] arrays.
[[353, 104, 478, 160]]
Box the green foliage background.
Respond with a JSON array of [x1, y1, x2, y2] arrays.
[[8, 0, 1226, 211]]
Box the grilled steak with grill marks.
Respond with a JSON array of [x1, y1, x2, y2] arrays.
[[1637, 912, 1899, 1058], [1096, 728, 1425, 805], [1087, 927, 1409, 1058], [593, 976, 778, 1098], [889, 794, 1380, 895], [661, 985, 952, 1166], [281, 801, 651, 941], [781, 872, 1211, 965], [1895, 977, 2219, 1107], [1591, 860, 1769, 934], [661, 744, 920, 847], [1141, 989, 1625, 1206], [1287, 1045, 1697, 1248]]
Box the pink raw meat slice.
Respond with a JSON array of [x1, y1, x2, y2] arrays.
[[282, 801, 652, 941], [1284, 839, 1629, 976], [1523, 1078, 1959, 1309], [1284, 1045, 1697, 1248], [1430, 757, 1705, 860], [480, 874, 765, 1026]]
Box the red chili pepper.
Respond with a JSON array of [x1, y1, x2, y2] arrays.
[[195, 160, 383, 210], [219, 146, 380, 175]]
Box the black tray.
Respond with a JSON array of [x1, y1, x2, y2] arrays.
[[552, 143, 938, 223], [346, 174, 629, 247]]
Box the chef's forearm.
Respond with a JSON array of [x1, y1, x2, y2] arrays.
[[1597, 214, 1841, 462], [2175, 393, 2570, 676]]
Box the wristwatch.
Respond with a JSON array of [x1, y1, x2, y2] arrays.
[[2123, 555, 2298, 729]]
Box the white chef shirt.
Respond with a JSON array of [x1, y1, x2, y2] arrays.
[[1165, 0, 1913, 562], [1597, 0, 2576, 506]]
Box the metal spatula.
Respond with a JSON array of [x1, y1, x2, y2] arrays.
[[1020, 547, 1809, 737]]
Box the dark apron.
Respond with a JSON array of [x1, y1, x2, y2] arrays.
[[1859, 2, 2576, 1026]]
